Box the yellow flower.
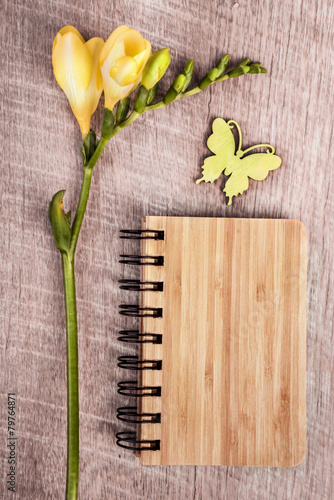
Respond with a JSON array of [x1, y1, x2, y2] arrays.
[[52, 26, 104, 137], [99, 26, 151, 110]]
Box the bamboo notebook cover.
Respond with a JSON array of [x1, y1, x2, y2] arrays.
[[137, 217, 307, 466]]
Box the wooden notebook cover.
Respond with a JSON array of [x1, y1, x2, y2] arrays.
[[139, 217, 307, 466]]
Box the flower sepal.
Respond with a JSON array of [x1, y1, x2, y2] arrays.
[[49, 190, 72, 253], [146, 82, 159, 105], [116, 97, 131, 123], [81, 130, 97, 166], [134, 86, 149, 114], [101, 108, 115, 140]]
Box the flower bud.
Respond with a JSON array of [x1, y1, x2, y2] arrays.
[[198, 68, 218, 90], [239, 58, 251, 66], [227, 65, 250, 78], [100, 26, 151, 110], [141, 48, 171, 90], [52, 26, 104, 137], [163, 74, 187, 105], [180, 59, 194, 92], [215, 54, 229, 78], [248, 63, 267, 74]]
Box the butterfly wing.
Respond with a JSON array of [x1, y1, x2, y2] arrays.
[[223, 168, 249, 206], [207, 118, 236, 157], [223, 152, 282, 205], [243, 153, 282, 180], [196, 118, 236, 184]]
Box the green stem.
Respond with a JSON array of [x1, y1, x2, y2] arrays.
[[62, 253, 79, 500], [69, 138, 108, 257], [111, 68, 249, 138], [69, 168, 92, 257], [112, 110, 140, 137], [111, 87, 202, 139], [62, 136, 109, 499], [86, 136, 108, 169], [145, 86, 202, 111]]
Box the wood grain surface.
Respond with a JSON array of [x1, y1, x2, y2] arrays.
[[139, 217, 307, 466], [1, 0, 333, 498]]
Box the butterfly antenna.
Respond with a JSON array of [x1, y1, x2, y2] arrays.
[[227, 120, 243, 154]]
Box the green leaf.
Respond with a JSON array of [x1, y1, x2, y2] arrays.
[[49, 190, 72, 253]]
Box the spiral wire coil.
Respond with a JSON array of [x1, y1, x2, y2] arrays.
[[116, 229, 164, 451]]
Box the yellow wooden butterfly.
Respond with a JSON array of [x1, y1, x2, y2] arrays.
[[196, 118, 282, 205]]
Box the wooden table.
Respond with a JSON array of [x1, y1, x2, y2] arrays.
[[1, 0, 333, 498]]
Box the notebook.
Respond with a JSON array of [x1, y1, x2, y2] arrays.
[[117, 217, 307, 467]]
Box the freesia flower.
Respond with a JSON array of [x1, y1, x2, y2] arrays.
[[52, 26, 104, 137], [99, 26, 151, 110]]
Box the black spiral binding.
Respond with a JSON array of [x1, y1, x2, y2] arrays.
[[117, 229, 164, 452], [116, 432, 160, 451], [117, 356, 162, 371], [117, 407, 161, 423], [119, 279, 163, 292], [119, 305, 163, 318], [117, 381, 161, 397], [119, 255, 164, 266], [118, 330, 162, 344], [120, 229, 164, 240]]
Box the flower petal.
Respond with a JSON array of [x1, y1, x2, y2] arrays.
[[52, 25, 85, 52], [132, 40, 151, 88], [85, 37, 104, 92], [123, 30, 146, 57], [99, 25, 129, 66], [53, 31, 92, 94], [100, 25, 151, 109], [110, 56, 138, 85]]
